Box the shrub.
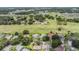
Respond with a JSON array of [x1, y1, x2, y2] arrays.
[[57, 27, 62, 31], [57, 21, 62, 25], [63, 21, 67, 25], [23, 30, 29, 35]]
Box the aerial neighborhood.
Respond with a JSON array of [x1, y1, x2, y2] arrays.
[[0, 7, 79, 51]]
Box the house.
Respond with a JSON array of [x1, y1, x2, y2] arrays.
[[21, 48, 30, 51], [34, 21, 41, 24], [54, 44, 64, 51], [16, 44, 24, 51], [12, 35, 18, 39], [15, 43, 30, 51], [32, 41, 51, 51], [40, 34, 47, 39], [41, 42, 51, 51], [68, 40, 72, 47], [41, 21, 48, 25], [0, 33, 5, 39], [23, 34, 30, 38], [3, 44, 30, 51], [48, 31, 54, 40], [70, 47, 78, 51], [2, 45, 13, 51], [5, 34, 13, 40], [32, 34, 40, 41], [58, 33, 65, 43], [33, 45, 42, 51], [32, 41, 42, 51]]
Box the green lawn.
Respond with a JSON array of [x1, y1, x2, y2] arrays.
[[0, 20, 79, 34]]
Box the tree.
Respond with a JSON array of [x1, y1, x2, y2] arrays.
[[0, 38, 9, 50], [42, 35, 49, 41], [72, 40, 79, 49], [29, 14, 34, 19], [21, 37, 30, 46], [28, 18, 34, 25], [56, 16, 63, 25], [45, 14, 54, 20], [51, 39, 62, 48], [34, 14, 45, 22], [0, 44, 4, 50], [10, 38, 20, 45], [52, 33, 60, 40], [57, 27, 64, 31], [56, 16, 67, 25], [15, 32, 19, 36]]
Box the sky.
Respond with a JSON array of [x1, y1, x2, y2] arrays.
[[0, 0, 79, 7]]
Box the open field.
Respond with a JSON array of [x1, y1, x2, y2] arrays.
[[0, 20, 79, 34]]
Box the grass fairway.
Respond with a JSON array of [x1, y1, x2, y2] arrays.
[[0, 20, 79, 34]]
